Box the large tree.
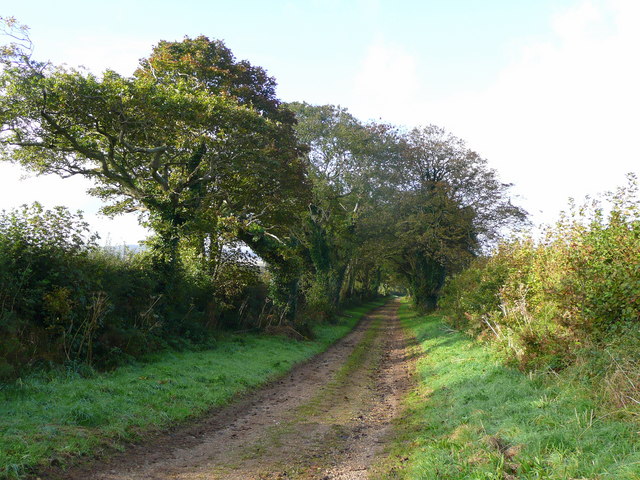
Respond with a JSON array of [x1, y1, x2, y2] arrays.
[[0, 25, 307, 278], [287, 102, 401, 316]]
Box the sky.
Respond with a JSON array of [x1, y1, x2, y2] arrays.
[[1, 0, 639, 244]]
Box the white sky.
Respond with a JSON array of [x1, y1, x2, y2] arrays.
[[1, 0, 639, 244]]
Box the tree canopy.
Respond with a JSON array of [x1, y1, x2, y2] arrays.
[[0, 18, 527, 327], [0, 29, 307, 276]]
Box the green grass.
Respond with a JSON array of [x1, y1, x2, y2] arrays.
[[0, 298, 386, 479], [378, 303, 640, 479]]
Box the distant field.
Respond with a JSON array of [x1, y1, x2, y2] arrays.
[[0, 299, 385, 480]]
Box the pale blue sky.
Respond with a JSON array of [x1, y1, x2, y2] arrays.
[[2, 0, 639, 243], [11, 0, 568, 104]]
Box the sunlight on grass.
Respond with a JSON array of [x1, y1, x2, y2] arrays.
[[0, 299, 386, 479], [378, 304, 640, 479]]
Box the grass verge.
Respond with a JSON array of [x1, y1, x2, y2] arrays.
[[376, 302, 640, 479], [233, 310, 386, 473], [0, 298, 386, 479]]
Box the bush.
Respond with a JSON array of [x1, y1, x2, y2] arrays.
[[439, 175, 640, 386], [0, 204, 269, 380]]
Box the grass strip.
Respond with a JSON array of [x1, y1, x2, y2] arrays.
[[234, 310, 385, 471], [378, 302, 640, 479], [0, 298, 386, 479], [298, 313, 382, 417]]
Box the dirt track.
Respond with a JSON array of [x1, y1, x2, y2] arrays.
[[50, 299, 414, 480]]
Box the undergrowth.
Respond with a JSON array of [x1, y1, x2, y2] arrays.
[[0, 203, 266, 380], [439, 175, 640, 412]]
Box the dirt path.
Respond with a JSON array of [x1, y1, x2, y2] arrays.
[[53, 299, 414, 480]]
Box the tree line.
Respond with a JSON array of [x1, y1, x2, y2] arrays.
[[0, 18, 525, 377]]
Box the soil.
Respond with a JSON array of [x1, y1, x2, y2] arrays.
[[43, 299, 415, 480]]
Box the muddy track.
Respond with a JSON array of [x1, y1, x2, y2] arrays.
[[46, 299, 414, 480]]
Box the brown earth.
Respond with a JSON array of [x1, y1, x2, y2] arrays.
[[45, 299, 415, 480]]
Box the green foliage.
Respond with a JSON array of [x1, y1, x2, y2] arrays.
[[267, 104, 526, 320], [380, 125, 527, 310], [0, 19, 527, 381], [0, 26, 307, 276], [439, 175, 640, 407], [0, 204, 271, 379], [0, 204, 97, 376], [377, 304, 640, 480], [288, 102, 394, 319], [0, 20, 310, 375]]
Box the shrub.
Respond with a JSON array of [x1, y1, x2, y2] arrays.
[[439, 175, 640, 386], [0, 204, 269, 380]]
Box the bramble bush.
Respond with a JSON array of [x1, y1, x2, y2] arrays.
[[439, 175, 640, 408]]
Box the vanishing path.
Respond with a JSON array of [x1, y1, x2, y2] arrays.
[[55, 299, 414, 480]]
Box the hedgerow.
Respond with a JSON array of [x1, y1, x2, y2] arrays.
[[439, 175, 640, 409], [0, 203, 266, 379]]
